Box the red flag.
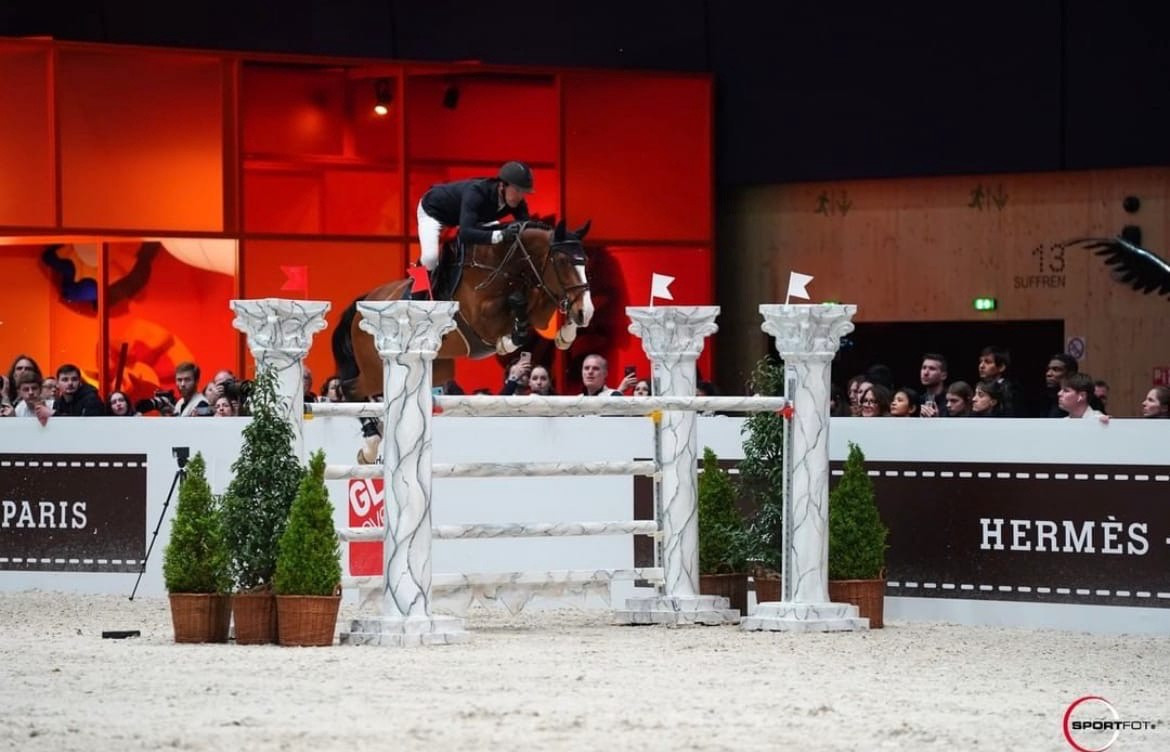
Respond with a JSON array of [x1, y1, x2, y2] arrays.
[[408, 266, 432, 299], [280, 265, 308, 295]]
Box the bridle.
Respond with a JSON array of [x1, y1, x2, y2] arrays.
[[467, 222, 590, 315]]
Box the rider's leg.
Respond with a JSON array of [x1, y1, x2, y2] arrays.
[[416, 200, 443, 271]]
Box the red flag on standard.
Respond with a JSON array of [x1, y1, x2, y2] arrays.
[[280, 265, 308, 295], [408, 265, 432, 299]]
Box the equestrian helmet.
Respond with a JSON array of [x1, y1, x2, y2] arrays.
[[498, 161, 535, 192]]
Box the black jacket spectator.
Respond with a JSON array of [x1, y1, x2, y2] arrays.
[[54, 382, 105, 416]]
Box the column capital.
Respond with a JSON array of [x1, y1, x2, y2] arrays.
[[758, 304, 856, 361], [356, 301, 459, 359], [231, 298, 331, 366], [626, 306, 720, 366]]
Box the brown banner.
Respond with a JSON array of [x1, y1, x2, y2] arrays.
[[0, 453, 148, 573], [636, 459, 1170, 609], [842, 461, 1170, 609]]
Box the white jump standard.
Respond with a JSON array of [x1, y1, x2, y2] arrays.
[[235, 297, 866, 644]]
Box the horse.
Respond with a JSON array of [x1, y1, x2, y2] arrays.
[[332, 219, 595, 401]]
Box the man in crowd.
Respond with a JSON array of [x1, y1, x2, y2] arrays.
[[53, 364, 105, 416], [918, 353, 949, 417], [1041, 353, 1078, 417], [1057, 373, 1104, 420], [173, 361, 212, 416], [581, 354, 636, 396]]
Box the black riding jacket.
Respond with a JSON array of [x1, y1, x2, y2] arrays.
[[421, 178, 530, 246]]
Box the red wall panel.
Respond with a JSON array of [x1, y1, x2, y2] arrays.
[[0, 46, 54, 228], [57, 49, 224, 232], [564, 73, 712, 243]]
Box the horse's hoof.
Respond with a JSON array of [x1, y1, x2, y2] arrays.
[[496, 337, 519, 356], [554, 327, 577, 350]]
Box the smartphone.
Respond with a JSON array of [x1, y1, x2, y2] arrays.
[[520, 351, 532, 363], [624, 365, 637, 378]]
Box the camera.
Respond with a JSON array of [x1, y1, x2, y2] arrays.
[[135, 389, 177, 414], [172, 446, 190, 469]]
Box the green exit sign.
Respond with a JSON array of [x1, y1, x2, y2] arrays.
[[973, 297, 997, 311]]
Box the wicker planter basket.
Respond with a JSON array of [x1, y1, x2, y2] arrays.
[[699, 573, 781, 615], [232, 591, 278, 644], [828, 578, 885, 628], [168, 593, 231, 643], [276, 595, 341, 647]]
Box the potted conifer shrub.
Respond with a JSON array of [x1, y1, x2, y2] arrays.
[[697, 357, 785, 613], [222, 366, 305, 644], [162, 452, 232, 643], [274, 450, 342, 647], [828, 441, 889, 628]]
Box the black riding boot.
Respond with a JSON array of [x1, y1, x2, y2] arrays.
[[507, 290, 530, 348]]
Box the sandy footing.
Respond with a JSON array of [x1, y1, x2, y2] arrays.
[[0, 591, 1167, 751]]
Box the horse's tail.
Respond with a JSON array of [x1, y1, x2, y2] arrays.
[[332, 295, 364, 398]]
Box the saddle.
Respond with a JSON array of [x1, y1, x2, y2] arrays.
[[410, 235, 464, 302]]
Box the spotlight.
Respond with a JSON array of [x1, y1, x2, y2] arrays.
[[373, 78, 393, 116], [442, 83, 460, 110]]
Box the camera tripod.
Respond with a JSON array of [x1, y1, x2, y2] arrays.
[[129, 447, 189, 600]]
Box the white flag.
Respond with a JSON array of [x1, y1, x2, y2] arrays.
[[650, 273, 675, 303], [786, 271, 814, 301]]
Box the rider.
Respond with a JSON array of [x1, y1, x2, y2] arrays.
[[416, 161, 536, 344], [416, 161, 534, 272]]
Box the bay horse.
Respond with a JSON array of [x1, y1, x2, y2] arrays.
[[332, 219, 594, 401]]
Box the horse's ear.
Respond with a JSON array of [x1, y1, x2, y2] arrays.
[[554, 220, 566, 241], [572, 219, 592, 241]]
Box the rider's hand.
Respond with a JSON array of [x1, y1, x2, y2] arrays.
[[490, 230, 504, 244]]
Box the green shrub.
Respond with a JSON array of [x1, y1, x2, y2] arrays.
[[698, 447, 746, 574], [274, 450, 341, 596], [222, 366, 305, 591], [162, 453, 231, 594], [828, 442, 888, 579], [734, 356, 786, 573]]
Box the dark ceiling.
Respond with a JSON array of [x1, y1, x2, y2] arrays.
[[4, 1, 1167, 187]]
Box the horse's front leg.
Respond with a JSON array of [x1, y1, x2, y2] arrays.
[[554, 321, 578, 350]]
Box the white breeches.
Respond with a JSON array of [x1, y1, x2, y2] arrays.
[[417, 199, 444, 271]]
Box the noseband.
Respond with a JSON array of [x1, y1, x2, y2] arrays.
[[469, 222, 590, 314]]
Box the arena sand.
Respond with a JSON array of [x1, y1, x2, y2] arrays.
[[1, 591, 1167, 751]]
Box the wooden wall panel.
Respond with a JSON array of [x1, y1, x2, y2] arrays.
[[719, 167, 1169, 416]]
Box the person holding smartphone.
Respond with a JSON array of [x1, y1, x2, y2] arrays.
[[502, 351, 534, 395]]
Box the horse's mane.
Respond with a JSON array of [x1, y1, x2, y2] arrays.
[[520, 220, 555, 232]]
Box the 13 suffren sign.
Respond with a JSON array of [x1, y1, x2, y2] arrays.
[[0, 453, 147, 573]]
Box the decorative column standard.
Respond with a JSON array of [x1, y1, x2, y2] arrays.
[[339, 300, 470, 646], [741, 303, 867, 632], [230, 298, 330, 460], [615, 306, 739, 626]]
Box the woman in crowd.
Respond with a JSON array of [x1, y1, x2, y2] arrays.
[[890, 387, 921, 417], [528, 365, 556, 396], [1141, 386, 1170, 418], [859, 383, 892, 417], [213, 395, 236, 416], [320, 375, 344, 402], [633, 379, 651, 397], [945, 381, 974, 417], [107, 391, 137, 416], [971, 380, 1007, 417]]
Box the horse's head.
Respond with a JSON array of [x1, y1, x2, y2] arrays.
[[516, 219, 593, 328], [546, 219, 594, 327]]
